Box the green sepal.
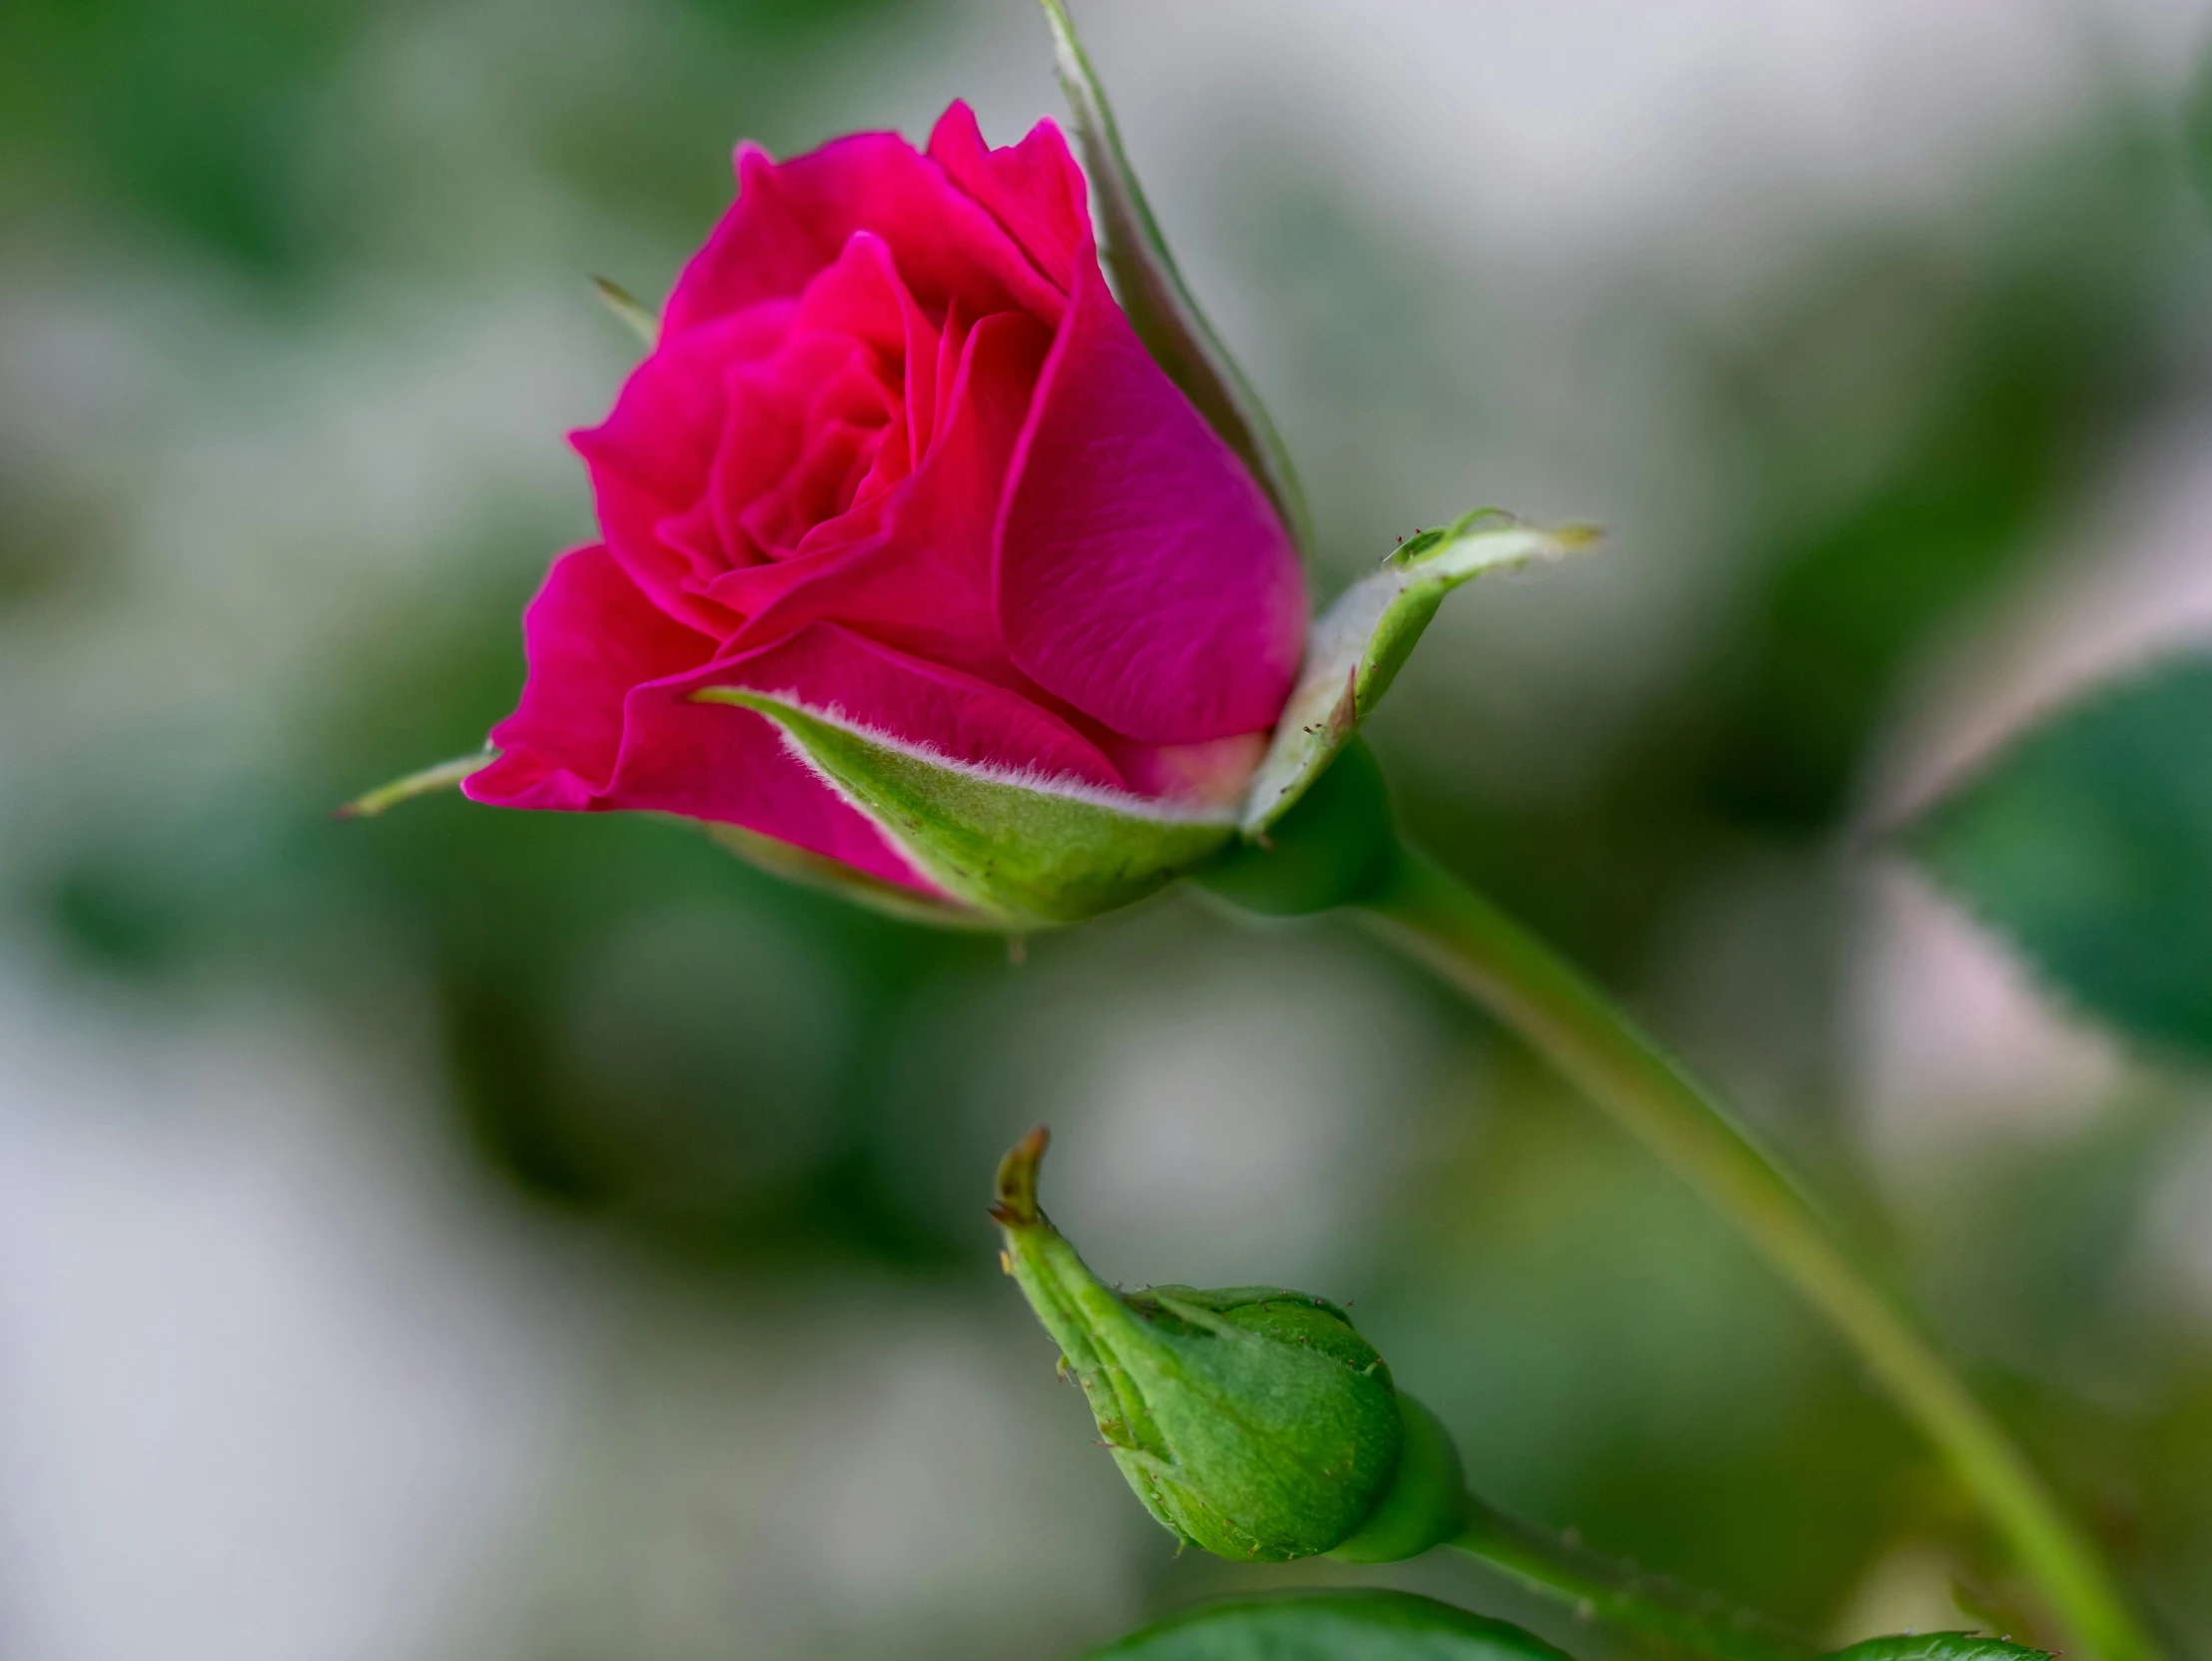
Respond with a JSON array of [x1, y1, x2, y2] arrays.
[[1827, 1638, 2053, 1661], [335, 750, 496, 819], [590, 275, 659, 349], [694, 688, 1232, 929], [700, 821, 990, 930], [1036, 0, 1311, 556], [1084, 1591, 1577, 1661], [1240, 511, 1596, 835], [1196, 738, 1398, 918]]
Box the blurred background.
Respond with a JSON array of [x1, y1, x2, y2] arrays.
[[6, 1, 2212, 1657]]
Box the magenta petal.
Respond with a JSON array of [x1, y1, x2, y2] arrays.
[[663, 130, 1065, 339], [697, 621, 1125, 792], [591, 677, 929, 890], [926, 103, 1088, 293], [572, 307, 792, 631], [465, 543, 718, 807], [1100, 731, 1271, 813], [707, 310, 1052, 674], [465, 548, 930, 890], [996, 250, 1306, 744], [791, 230, 942, 461]]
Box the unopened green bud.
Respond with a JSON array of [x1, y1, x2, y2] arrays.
[[991, 1128, 1465, 1562]]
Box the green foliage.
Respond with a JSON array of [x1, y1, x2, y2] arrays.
[[1827, 1635, 2051, 1661], [1906, 653, 2212, 1059], [1084, 1591, 1577, 1661], [0, 0, 365, 272], [1701, 124, 2173, 833], [1240, 513, 1592, 835], [1036, 0, 1312, 554], [993, 1131, 1445, 1562], [695, 689, 1234, 929]]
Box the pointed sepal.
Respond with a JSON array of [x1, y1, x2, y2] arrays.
[[590, 275, 659, 349], [1240, 511, 1596, 835], [335, 750, 496, 820], [694, 688, 1234, 928], [1037, 0, 1312, 555]]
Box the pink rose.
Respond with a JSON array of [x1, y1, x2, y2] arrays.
[[464, 102, 1307, 900]]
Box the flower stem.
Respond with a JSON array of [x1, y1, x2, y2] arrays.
[[1450, 1493, 1814, 1661], [1357, 844, 2156, 1661]]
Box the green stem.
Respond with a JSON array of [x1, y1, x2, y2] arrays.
[[1357, 844, 2156, 1661], [1451, 1493, 1814, 1661]]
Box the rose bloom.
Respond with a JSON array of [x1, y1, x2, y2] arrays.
[[465, 102, 1306, 895]]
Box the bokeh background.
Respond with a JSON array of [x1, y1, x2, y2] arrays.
[[7, 1, 2212, 1658]]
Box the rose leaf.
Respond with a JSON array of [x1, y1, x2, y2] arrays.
[[1827, 1636, 2053, 1661], [1903, 650, 2212, 1060], [1083, 1591, 1577, 1661]]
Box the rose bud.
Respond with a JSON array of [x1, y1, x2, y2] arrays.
[[452, 98, 1306, 927], [348, 5, 1590, 924], [990, 1128, 1466, 1563]]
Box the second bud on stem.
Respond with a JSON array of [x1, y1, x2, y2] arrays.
[[991, 1127, 1465, 1563]]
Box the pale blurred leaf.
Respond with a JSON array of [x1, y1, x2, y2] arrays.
[[1907, 652, 2212, 1058]]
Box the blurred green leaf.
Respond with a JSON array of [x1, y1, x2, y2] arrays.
[[1085, 1592, 1575, 1661], [2183, 38, 2212, 219], [0, 0, 365, 273], [1701, 121, 2175, 833], [1037, 0, 1312, 555], [1906, 652, 2212, 1059], [1828, 1635, 2050, 1661]]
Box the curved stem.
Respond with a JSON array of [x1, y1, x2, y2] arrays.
[[1357, 844, 2156, 1661], [1451, 1494, 1814, 1661]]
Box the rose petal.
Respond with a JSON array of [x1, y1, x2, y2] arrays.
[[467, 548, 931, 889], [664, 131, 1066, 339], [694, 621, 1124, 792], [737, 417, 886, 559], [571, 308, 791, 632], [996, 247, 1306, 743], [1098, 731, 1271, 813], [705, 310, 1052, 678], [466, 543, 717, 808], [704, 331, 879, 567], [926, 103, 1089, 293], [791, 230, 943, 462]]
